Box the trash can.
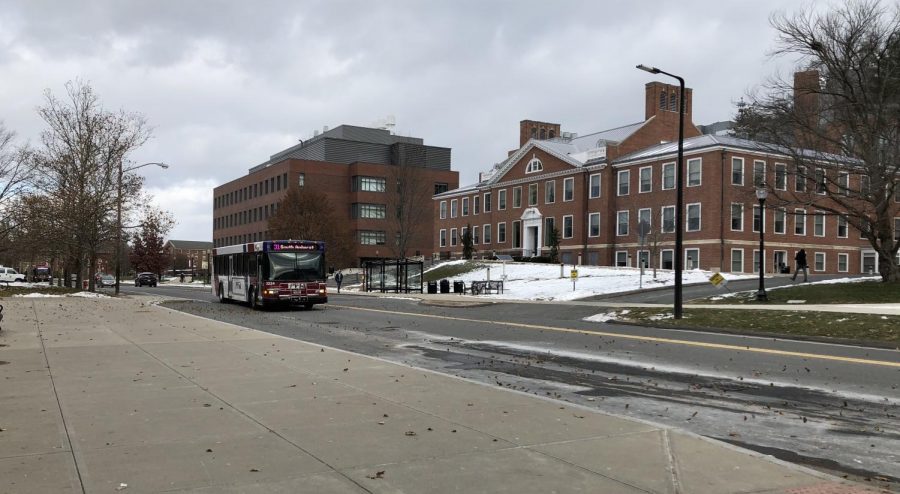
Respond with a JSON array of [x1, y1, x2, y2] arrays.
[[453, 280, 465, 294], [427, 281, 438, 294], [439, 279, 450, 294], [82, 280, 89, 290]]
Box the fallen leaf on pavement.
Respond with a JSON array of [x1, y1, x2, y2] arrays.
[[405, 431, 417, 436], [366, 470, 385, 479]]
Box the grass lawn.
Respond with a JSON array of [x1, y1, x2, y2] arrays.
[[698, 280, 900, 304], [614, 307, 899, 344]]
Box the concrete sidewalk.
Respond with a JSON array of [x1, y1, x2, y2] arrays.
[[0, 296, 880, 493]]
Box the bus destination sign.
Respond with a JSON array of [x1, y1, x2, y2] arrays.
[[270, 240, 320, 252]]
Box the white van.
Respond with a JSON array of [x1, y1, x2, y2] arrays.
[[0, 267, 27, 283]]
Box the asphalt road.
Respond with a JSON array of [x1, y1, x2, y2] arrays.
[[125, 283, 900, 489]]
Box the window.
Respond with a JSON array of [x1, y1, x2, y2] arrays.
[[753, 250, 762, 273], [731, 249, 744, 273], [640, 166, 652, 192], [895, 218, 900, 241], [525, 157, 543, 173], [439, 201, 447, 219], [687, 158, 702, 187], [814, 211, 825, 237], [589, 174, 601, 198], [484, 192, 492, 212], [796, 165, 807, 192], [353, 203, 386, 219], [617, 211, 629, 236], [434, 182, 449, 194], [563, 215, 574, 239], [617, 170, 630, 196], [753, 160, 765, 186], [662, 162, 675, 190], [616, 251, 629, 267], [483, 223, 491, 244], [359, 230, 386, 245], [545, 217, 555, 244], [814, 252, 826, 271], [528, 183, 538, 206], [685, 249, 700, 270], [774, 163, 787, 190], [638, 208, 651, 233], [794, 209, 806, 235], [298, 173, 305, 187], [731, 158, 744, 185], [661, 250, 674, 269], [838, 215, 848, 238], [498, 189, 507, 210], [450, 199, 458, 218], [662, 206, 675, 233], [774, 208, 786, 234], [731, 203, 743, 231], [451, 228, 458, 246], [545, 180, 556, 204], [838, 253, 849, 272], [589, 213, 600, 237], [355, 176, 386, 192], [473, 225, 480, 244], [513, 187, 522, 208], [439, 229, 446, 247], [512, 221, 522, 248], [498, 223, 507, 243], [563, 177, 575, 201], [686, 203, 701, 232], [838, 172, 849, 195], [474, 195, 481, 215], [462, 197, 469, 216], [753, 205, 762, 232], [460, 227, 468, 245], [815, 168, 826, 194]]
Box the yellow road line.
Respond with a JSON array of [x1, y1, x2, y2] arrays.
[[331, 304, 900, 369]]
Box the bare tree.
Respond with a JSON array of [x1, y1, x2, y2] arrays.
[[268, 186, 356, 269], [385, 161, 433, 259], [736, 0, 900, 281], [32, 80, 150, 289], [0, 122, 34, 249]]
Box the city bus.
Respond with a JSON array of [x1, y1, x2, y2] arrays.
[[212, 239, 327, 309]]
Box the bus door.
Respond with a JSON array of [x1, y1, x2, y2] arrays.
[[228, 255, 234, 298]]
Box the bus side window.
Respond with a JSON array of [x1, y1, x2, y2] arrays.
[[250, 255, 257, 278]]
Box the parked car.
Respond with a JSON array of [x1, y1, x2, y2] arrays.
[[134, 272, 158, 287], [0, 267, 27, 283], [96, 274, 115, 288]]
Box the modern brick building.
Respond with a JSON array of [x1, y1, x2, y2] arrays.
[[214, 125, 459, 265], [433, 80, 893, 275]]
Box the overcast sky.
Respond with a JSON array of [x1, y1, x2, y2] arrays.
[[1, 0, 815, 241]]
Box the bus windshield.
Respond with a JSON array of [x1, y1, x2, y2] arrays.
[[264, 252, 325, 282]]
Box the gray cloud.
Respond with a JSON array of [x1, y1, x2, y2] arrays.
[[0, 0, 807, 240]]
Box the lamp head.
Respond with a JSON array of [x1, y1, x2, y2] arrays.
[[756, 183, 768, 201], [636, 64, 661, 74]]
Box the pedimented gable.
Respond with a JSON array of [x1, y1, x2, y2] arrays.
[[490, 142, 583, 184]]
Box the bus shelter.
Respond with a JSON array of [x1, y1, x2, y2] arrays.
[[363, 259, 423, 293]]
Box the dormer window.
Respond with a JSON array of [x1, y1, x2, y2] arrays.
[[525, 156, 543, 174], [540, 129, 546, 139]]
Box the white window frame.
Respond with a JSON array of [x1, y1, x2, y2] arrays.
[[617, 210, 629, 236], [483, 223, 491, 244], [512, 186, 522, 208], [838, 253, 849, 272], [814, 252, 826, 272], [498, 189, 507, 210], [639, 166, 653, 193], [528, 183, 538, 207], [450, 228, 458, 247], [730, 203, 743, 231], [638, 208, 651, 232], [483, 192, 492, 213], [815, 168, 826, 194], [838, 172, 850, 196], [661, 249, 674, 270], [525, 156, 543, 174], [545, 180, 556, 204], [686, 158, 702, 187], [588, 212, 601, 237], [731, 248, 744, 273], [837, 215, 848, 238], [439, 229, 446, 247], [450, 199, 458, 218], [685, 248, 700, 270], [794, 209, 806, 235], [497, 222, 507, 243], [662, 162, 675, 190], [752, 204, 762, 233], [774, 207, 786, 234], [814, 211, 825, 237], [563, 177, 575, 202], [462, 197, 469, 216], [753, 160, 765, 186], [617, 170, 630, 196], [589, 173, 601, 198], [774, 163, 787, 191], [731, 157, 744, 186], [615, 251, 629, 267], [439, 200, 447, 220], [795, 165, 807, 192], [661, 205, 675, 233], [472, 225, 480, 245], [563, 215, 574, 239], [686, 203, 701, 232]]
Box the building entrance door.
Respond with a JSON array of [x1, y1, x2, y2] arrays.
[[521, 207, 542, 257]]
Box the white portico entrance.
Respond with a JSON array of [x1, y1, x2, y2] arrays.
[[521, 207, 543, 257]]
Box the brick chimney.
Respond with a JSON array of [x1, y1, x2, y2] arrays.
[[519, 120, 561, 147], [644, 81, 693, 122]]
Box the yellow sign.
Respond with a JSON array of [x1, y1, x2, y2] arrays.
[[570, 269, 578, 279], [709, 272, 726, 286]]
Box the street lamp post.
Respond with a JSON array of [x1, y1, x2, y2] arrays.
[[115, 161, 169, 295], [636, 64, 685, 319], [755, 183, 768, 301]]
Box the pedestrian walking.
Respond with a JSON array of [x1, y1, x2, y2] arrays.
[[334, 271, 343, 293], [791, 249, 808, 282]]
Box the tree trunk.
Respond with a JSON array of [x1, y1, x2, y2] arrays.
[[877, 251, 900, 282]]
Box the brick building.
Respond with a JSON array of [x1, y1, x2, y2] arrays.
[[433, 80, 891, 275], [213, 125, 459, 265]]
